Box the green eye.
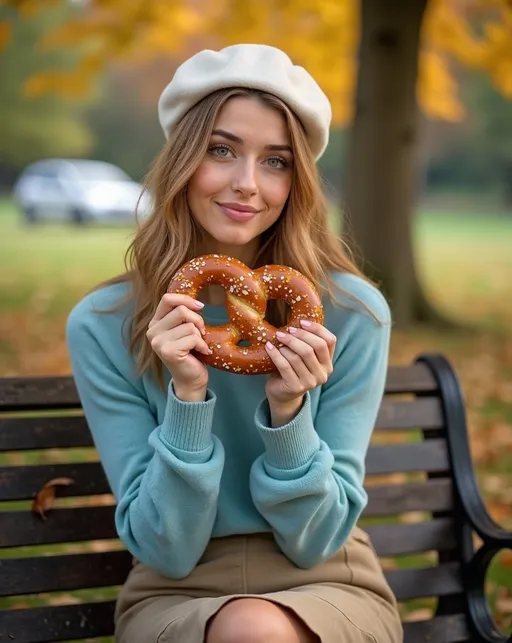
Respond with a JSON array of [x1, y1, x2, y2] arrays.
[[266, 157, 287, 169], [208, 144, 233, 157]]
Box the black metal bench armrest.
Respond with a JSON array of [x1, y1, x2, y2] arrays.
[[418, 355, 512, 643]]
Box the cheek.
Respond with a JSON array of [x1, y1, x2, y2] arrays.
[[266, 175, 292, 209], [189, 162, 226, 197]]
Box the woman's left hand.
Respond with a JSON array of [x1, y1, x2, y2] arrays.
[[264, 320, 336, 422]]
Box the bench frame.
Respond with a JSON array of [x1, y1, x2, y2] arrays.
[[0, 353, 511, 643], [418, 355, 512, 642]]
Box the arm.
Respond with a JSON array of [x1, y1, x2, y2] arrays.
[[66, 305, 225, 578], [249, 287, 391, 568]]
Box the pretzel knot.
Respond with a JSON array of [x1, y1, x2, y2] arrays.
[[167, 254, 325, 375]]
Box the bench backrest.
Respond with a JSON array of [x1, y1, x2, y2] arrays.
[[0, 357, 472, 643]]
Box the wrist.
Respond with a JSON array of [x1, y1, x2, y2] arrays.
[[172, 380, 207, 403], [267, 395, 304, 428]]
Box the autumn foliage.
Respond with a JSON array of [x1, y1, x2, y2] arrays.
[[1, 0, 512, 125]]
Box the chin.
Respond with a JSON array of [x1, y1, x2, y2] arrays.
[[210, 231, 258, 250]]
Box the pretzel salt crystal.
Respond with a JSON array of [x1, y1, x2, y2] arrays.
[[167, 254, 325, 375]]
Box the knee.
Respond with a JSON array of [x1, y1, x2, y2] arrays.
[[205, 598, 304, 643]]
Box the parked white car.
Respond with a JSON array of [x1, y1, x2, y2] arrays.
[[13, 158, 151, 224]]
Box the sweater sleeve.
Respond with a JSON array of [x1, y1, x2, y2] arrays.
[[249, 285, 391, 568], [66, 303, 225, 579]]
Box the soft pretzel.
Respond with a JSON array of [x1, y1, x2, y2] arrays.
[[167, 254, 325, 375]]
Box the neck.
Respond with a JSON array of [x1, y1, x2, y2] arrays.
[[199, 239, 260, 268]]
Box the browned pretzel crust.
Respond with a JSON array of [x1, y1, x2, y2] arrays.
[[167, 254, 324, 374]]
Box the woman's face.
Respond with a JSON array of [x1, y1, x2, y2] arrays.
[[187, 96, 293, 264]]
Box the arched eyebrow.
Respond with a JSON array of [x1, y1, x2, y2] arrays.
[[211, 129, 292, 153]]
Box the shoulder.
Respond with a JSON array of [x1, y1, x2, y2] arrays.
[[66, 281, 134, 353], [325, 271, 391, 327]]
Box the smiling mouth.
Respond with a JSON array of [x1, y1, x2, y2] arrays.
[[216, 203, 259, 221]]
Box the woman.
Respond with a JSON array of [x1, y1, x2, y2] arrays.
[[66, 44, 403, 643]]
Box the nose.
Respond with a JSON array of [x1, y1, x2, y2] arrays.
[[232, 159, 258, 196]]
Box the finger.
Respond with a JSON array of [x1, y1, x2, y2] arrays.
[[156, 322, 203, 345], [151, 324, 211, 356], [160, 334, 211, 362], [283, 327, 331, 365], [265, 342, 301, 387], [298, 320, 337, 359], [148, 305, 206, 338], [175, 334, 212, 356], [278, 345, 320, 389], [151, 293, 204, 325]]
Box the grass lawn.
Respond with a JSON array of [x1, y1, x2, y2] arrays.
[[1, 196, 511, 630]]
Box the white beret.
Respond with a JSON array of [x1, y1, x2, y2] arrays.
[[158, 44, 332, 160]]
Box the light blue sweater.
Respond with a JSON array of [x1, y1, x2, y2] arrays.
[[66, 272, 391, 579]]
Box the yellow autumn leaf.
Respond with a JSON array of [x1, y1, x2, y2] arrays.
[[0, 20, 11, 50], [8, 0, 512, 123]]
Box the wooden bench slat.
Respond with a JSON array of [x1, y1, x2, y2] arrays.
[[386, 562, 462, 600], [0, 398, 445, 453], [0, 364, 438, 412], [0, 462, 108, 501], [0, 458, 453, 511], [0, 500, 456, 555], [0, 377, 81, 412], [0, 603, 470, 643], [364, 479, 453, 516], [0, 551, 133, 597], [384, 363, 438, 394], [366, 518, 456, 556], [374, 398, 443, 432], [0, 548, 461, 600], [403, 614, 469, 643], [366, 439, 450, 475], [0, 416, 92, 451], [0, 506, 118, 547], [0, 601, 116, 643]]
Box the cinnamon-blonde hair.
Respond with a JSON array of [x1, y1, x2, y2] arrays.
[[94, 87, 377, 387]]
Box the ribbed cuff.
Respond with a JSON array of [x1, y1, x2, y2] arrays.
[[160, 382, 216, 452], [254, 393, 320, 470]]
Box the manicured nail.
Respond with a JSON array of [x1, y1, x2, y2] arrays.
[[288, 327, 298, 334], [194, 300, 204, 308], [265, 341, 274, 351], [201, 327, 206, 335], [276, 331, 286, 338], [299, 320, 312, 328]]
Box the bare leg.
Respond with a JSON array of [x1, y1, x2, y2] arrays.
[[205, 597, 320, 643]]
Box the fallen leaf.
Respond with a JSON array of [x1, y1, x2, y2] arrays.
[[403, 608, 433, 622], [32, 477, 74, 519], [500, 551, 512, 568]]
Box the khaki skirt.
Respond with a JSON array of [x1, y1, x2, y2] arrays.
[[114, 527, 403, 643]]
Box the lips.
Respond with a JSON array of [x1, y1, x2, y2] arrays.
[[216, 202, 259, 222]]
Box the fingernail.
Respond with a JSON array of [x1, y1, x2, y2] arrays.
[[288, 327, 298, 334], [300, 320, 312, 328], [265, 341, 274, 351], [276, 331, 286, 338], [194, 300, 204, 308], [201, 328, 206, 335]]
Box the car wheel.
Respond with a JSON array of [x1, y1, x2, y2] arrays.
[[23, 206, 39, 224], [71, 208, 87, 225]]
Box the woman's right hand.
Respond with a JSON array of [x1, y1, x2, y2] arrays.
[[146, 294, 211, 401]]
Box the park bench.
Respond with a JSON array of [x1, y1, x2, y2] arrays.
[[0, 353, 511, 643]]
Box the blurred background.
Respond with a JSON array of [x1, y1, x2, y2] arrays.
[[0, 0, 511, 632]]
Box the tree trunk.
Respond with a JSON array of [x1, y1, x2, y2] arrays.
[[345, 0, 449, 327]]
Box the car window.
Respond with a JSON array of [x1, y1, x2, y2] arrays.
[[28, 164, 59, 179], [69, 162, 131, 182]]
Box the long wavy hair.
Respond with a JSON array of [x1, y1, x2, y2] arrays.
[[93, 87, 377, 387]]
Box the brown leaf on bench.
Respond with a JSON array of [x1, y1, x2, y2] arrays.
[[31, 477, 75, 520]]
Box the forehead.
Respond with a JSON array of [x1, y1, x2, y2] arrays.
[[213, 95, 291, 144]]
